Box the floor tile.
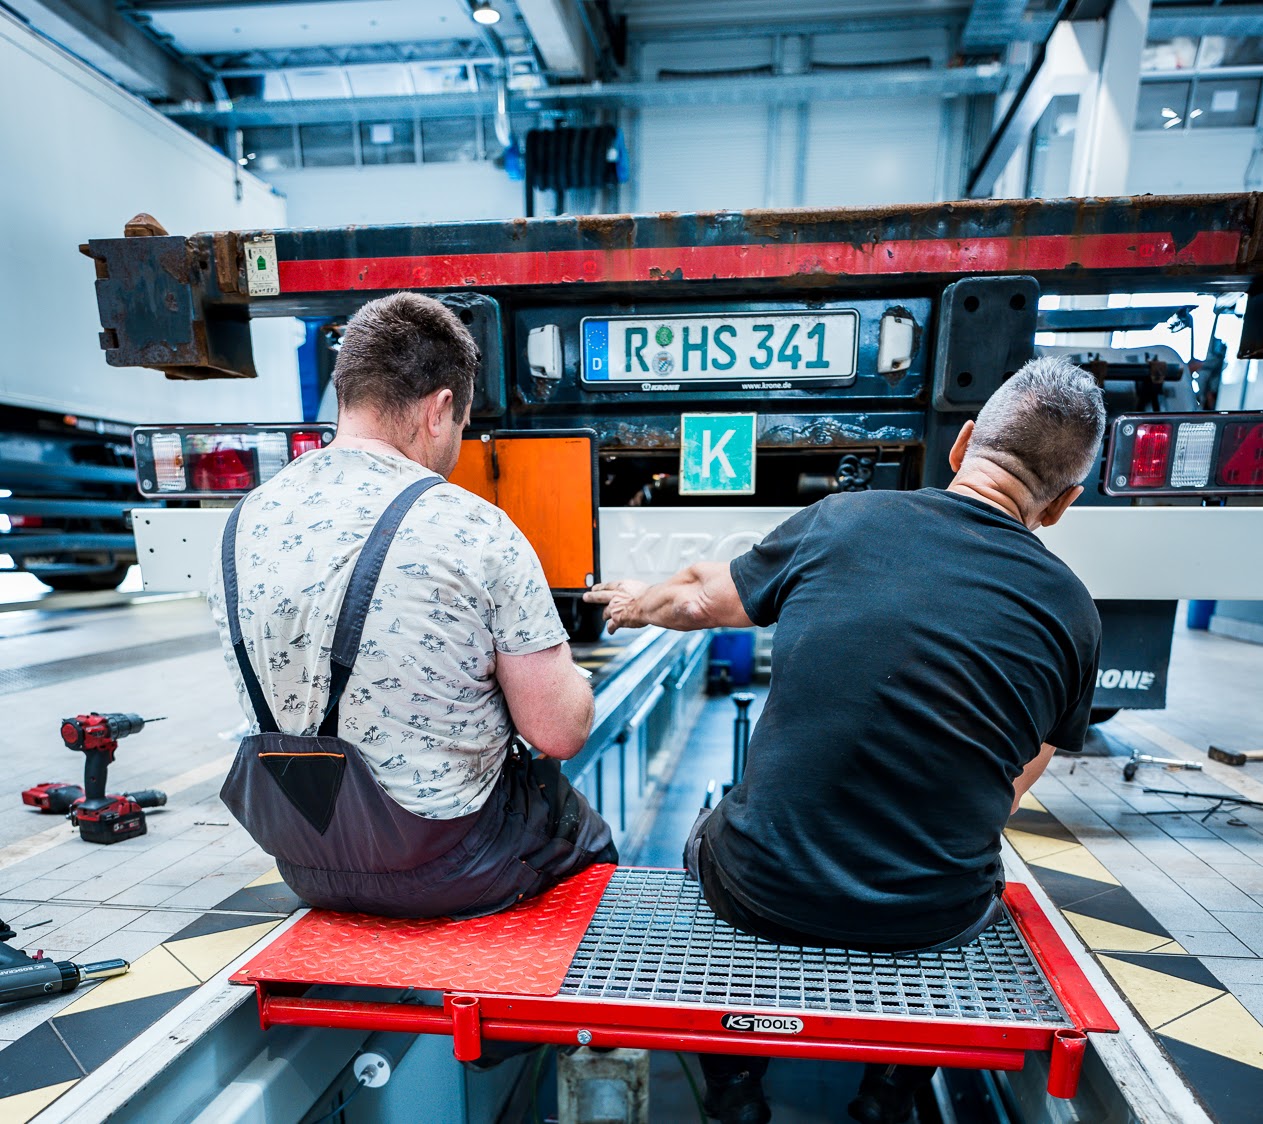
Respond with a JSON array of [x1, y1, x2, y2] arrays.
[[6, 878, 86, 901], [1161, 993, 1263, 1068], [1158, 1033, 1263, 1124], [1098, 955, 1222, 1028], [165, 919, 280, 982], [1211, 911, 1263, 955], [104, 884, 189, 909], [54, 943, 200, 1016], [1166, 930, 1257, 958], [1217, 863, 1263, 896], [1198, 955, 1263, 985], [76, 926, 169, 965], [52, 988, 198, 1073], [37, 907, 147, 955], [0, 1020, 83, 1097], [0, 986, 85, 1044], [0, 1079, 79, 1124], [1229, 983, 1263, 1025], [121, 910, 202, 935]]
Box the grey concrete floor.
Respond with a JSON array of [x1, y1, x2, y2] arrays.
[[2, 593, 1261, 1122]]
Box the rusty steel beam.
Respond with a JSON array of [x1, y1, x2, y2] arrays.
[[83, 194, 1263, 379]]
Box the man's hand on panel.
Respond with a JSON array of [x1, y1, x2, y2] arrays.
[[584, 580, 650, 633]]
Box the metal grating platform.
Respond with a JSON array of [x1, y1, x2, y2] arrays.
[[560, 869, 1070, 1025]]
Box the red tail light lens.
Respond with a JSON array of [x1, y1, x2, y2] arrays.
[[189, 449, 256, 492], [134, 425, 335, 498], [1129, 423, 1171, 487], [290, 431, 323, 457], [1217, 420, 1263, 488], [8, 515, 43, 528]]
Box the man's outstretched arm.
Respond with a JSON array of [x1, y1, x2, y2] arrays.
[[1010, 742, 1058, 815], [583, 562, 753, 634]]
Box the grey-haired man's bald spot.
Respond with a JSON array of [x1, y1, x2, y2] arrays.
[[965, 356, 1105, 507]]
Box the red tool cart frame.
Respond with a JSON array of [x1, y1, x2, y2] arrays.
[[234, 874, 1117, 1100]]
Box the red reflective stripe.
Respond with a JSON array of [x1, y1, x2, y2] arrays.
[[276, 231, 1242, 292]]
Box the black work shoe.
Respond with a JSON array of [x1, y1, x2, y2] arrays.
[[703, 1069, 772, 1124], [847, 1064, 935, 1124]]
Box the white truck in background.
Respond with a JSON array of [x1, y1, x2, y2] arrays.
[[0, 10, 300, 590]]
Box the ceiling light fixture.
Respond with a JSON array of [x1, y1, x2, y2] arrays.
[[472, 2, 501, 25]]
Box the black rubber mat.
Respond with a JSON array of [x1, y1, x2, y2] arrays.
[[0, 632, 220, 695]]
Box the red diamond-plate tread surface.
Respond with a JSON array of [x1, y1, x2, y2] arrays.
[[231, 864, 615, 997]]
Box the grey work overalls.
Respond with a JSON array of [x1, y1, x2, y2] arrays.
[[218, 475, 615, 919]]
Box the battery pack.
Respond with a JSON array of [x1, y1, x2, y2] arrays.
[[74, 798, 147, 844]]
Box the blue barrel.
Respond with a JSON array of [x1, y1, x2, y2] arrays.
[[711, 631, 756, 686], [1187, 600, 1216, 630]]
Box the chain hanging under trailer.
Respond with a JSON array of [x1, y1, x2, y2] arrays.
[[232, 866, 1116, 1100]]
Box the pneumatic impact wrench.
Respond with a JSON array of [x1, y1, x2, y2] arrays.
[[22, 713, 167, 844], [0, 917, 128, 1005]]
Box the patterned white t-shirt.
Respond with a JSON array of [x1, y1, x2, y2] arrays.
[[207, 447, 568, 819]]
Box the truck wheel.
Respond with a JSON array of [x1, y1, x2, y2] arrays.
[[31, 564, 131, 593], [1089, 707, 1119, 725]]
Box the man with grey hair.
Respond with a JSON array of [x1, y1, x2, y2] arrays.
[[585, 355, 1103, 1124]]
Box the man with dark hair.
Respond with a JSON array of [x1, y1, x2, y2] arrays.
[[209, 292, 614, 921], [586, 356, 1104, 1124]]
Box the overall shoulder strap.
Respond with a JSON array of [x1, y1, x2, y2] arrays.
[[318, 474, 446, 737], [221, 500, 280, 734]]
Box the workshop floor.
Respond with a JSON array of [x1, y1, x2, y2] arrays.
[[0, 591, 305, 1121], [1005, 623, 1263, 1124], [0, 590, 1260, 1124]]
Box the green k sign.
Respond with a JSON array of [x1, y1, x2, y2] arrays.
[[679, 413, 757, 495]]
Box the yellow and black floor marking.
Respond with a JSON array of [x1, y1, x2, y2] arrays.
[[1007, 794, 1263, 1124], [0, 868, 293, 1124], [212, 865, 303, 915]]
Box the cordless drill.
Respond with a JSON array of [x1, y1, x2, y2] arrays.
[[21, 713, 167, 844], [0, 917, 129, 1005]]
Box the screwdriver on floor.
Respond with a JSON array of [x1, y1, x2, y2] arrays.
[[0, 918, 129, 1005]]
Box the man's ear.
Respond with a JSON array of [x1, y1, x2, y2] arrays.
[[1037, 484, 1083, 528], [424, 388, 455, 436], [948, 420, 975, 472]]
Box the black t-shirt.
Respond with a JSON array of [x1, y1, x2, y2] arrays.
[[707, 488, 1101, 947]]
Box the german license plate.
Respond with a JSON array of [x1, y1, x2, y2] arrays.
[[581, 310, 859, 391]]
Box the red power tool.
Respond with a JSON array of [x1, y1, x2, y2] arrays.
[[21, 713, 167, 844]]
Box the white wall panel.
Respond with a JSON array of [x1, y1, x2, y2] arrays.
[[633, 107, 769, 213], [265, 162, 526, 227], [803, 98, 943, 207], [0, 11, 300, 426], [1126, 128, 1254, 195]]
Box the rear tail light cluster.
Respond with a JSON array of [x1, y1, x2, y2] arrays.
[[1104, 412, 1263, 497], [133, 425, 335, 498]]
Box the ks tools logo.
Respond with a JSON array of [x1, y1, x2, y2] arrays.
[[720, 1013, 804, 1034]]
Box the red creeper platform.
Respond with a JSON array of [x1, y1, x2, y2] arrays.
[[232, 866, 1117, 1098]]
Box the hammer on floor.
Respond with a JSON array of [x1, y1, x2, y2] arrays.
[[1208, 746, 1263, 767]]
